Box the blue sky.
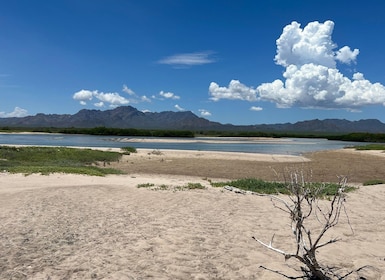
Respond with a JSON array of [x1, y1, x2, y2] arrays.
[[1, 0, 385, 125]]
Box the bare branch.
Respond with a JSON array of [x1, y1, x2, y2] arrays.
[[315, 237, 341, 250], [252, 236, 287, 256], [253, 171, 356, 279], [259, 266, 306, 279]]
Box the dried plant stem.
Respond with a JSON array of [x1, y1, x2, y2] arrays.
[[253, 170, 353, 279]]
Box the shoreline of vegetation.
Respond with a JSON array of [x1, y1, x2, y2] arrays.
[[1, 126, 385, 143]]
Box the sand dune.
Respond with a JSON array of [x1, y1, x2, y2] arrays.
[[1, 171, 384, 279]]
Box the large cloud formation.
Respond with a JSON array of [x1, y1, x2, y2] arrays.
[[209, 20, 385, 110]]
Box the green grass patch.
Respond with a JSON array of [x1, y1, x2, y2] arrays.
[[211, 178, 355, 197], [184, 182, 206, 190], [351, 144, 385, 150], [158, 184, 169, 190], [211, 178, 289, 195], [137, 183, 155, 188], [121, 146, 137, 154], [363, 179, 385, 186], [0, 146, 124, 176]]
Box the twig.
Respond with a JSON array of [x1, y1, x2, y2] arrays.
[[259, 265, 305, 279]]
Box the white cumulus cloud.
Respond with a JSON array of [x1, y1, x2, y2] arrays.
[[250, 106, 263, 112], [209, 80, 258, 101], [94, 102, 104, 107], [73, 89, 129, 107], [335, 46, 360, 64], [199, 109, 212, 116], [73, 85, 152, 108], [274, 20, 338, 68], [159, 90, 180, 100], [209, 20, 385, 111], [0, 107, 28, 117], [258, 20, 385, 109], [93, 92, 130, 106], [73, 89, 94, 101]]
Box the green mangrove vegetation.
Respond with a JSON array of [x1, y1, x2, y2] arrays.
[[0, 126, 195, 137], [2, 126, 385, 142], [350, 143, 385, 150], [0, 146, 124, 176]]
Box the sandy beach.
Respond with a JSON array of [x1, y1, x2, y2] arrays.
[[1, 147, 385, 279], [107, 147, 385, 184]]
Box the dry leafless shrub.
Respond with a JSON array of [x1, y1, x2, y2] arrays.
[[253, 169, 368, 279]]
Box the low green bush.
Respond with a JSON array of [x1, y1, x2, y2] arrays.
[[121, 146, 137, 154], [211, 178, 355, 197]]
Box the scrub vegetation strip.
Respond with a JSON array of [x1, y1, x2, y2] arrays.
[[0, 146, 124, 176]]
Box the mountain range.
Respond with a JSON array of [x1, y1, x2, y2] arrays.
[[1, 106, 385, 133]]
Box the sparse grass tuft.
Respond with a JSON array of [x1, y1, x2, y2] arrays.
[[158, 184, 169, 190], [148, 149, 163, 155], [185, 182, 206, 190], [137, 183, 155, 188], [363, 179, 385, 186]]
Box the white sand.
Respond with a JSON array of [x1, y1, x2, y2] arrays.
[[0, 172, 384, 279], [123, 148, 310, 162]]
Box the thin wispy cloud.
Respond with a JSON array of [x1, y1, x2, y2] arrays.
[[209, 20, 385, 111], [0, 74, 19, 88], [122, 84, 136, 95], [174, 104, 185, 111], [158, 51, 216, 67]]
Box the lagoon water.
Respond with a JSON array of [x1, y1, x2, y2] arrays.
[[0, 133, 365, 156]]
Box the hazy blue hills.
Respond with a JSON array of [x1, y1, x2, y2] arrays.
[[1, 106, 385, 133], [0, 106, 225, 130]]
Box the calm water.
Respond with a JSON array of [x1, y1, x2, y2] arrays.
[[0, 133, 365, 156]]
